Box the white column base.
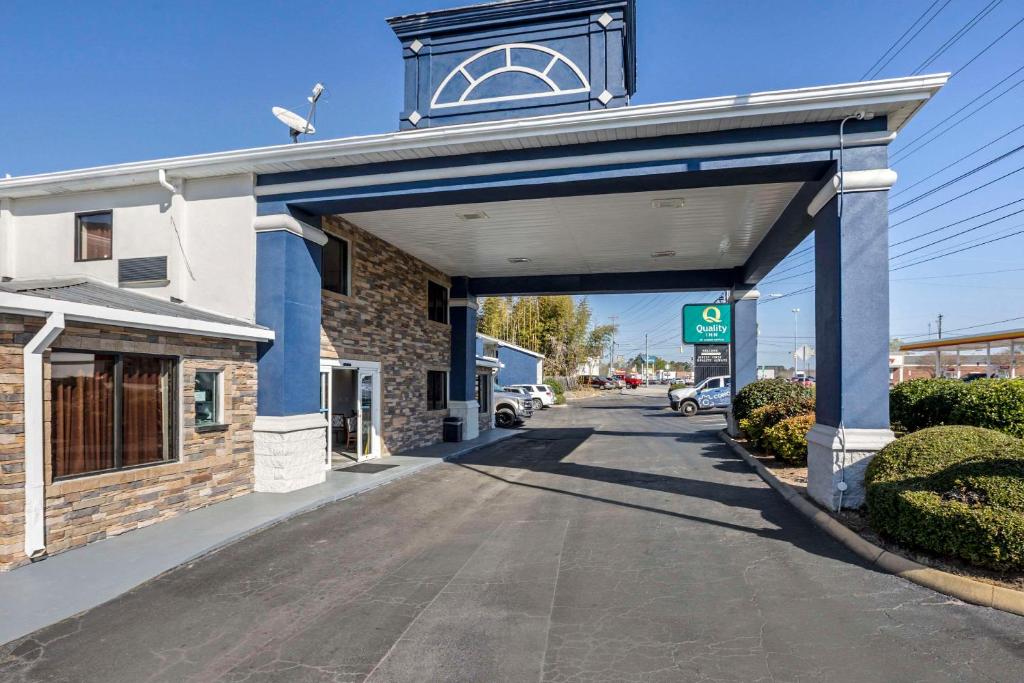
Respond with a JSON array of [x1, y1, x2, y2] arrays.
[[448, 400, 480, 441], [806, 423, 894, 510], [253, 414, 328, 493]]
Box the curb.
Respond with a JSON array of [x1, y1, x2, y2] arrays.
[[718, 431, 1024, 618]]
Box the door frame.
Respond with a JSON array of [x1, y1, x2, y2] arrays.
[[320, 358, 382, 466]]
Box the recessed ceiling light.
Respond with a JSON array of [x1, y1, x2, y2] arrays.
[[651, 198, 685, 209], [651, 250, 676, 258], [508, 257, 531, 264], [457, 210, 488, 220]]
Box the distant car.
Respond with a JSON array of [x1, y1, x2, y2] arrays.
[[624, 375, 643, 389], [509, 384, 555, 410], [603, 376, 624, 389], [669, 375, 730, 416], [962, 372, 990, 382], [583, 376, 613, 390]]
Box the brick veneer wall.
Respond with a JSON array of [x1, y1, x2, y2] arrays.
[[0, 314, 257, 570], [320, 216, 452, 454]]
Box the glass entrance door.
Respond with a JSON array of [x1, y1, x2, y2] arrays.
[[356, 368, 380, 461]]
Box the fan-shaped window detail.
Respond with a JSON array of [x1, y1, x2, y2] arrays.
[[431, 43, 590, 109]]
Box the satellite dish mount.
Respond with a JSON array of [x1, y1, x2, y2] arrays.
[[273, 82, 325, 143]]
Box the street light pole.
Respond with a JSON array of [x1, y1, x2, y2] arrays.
[[644, 333, 649, 386], [791, 308, 800, 376]]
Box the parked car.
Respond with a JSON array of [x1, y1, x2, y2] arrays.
[[508, 384, 555, 410], [695, 384, 731, 411], [669, 375, 731, 416], [582, 375, 614, 390], [494, 387, 533, 428], [623, 374, 643, 389], [603, 376, 624, 389]]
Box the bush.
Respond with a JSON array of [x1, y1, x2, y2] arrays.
[[544, 378, 566, 405], [889, 378, 966, 432], [732, 379, 812, 422], [865, 425, 1024, 571], [740, 396, 815, 450], [951, 379, 1024, 438], [764, 413, 816, 465]]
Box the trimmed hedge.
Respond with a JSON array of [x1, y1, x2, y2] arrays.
[[952, 378, 1024, 438], [739, 396, 815, 450], [865, 425, 1024, 571], [732, 379, 812, 422], [764, 413, 816, 465], [545, 378, 567, 405], [889, 378, 965, 432]]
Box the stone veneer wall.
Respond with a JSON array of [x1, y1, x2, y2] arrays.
[[320, 216, 451, 455], [0, 314, 257, 570]]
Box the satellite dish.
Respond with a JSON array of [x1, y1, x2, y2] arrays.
[[272, 82, 325, 143]]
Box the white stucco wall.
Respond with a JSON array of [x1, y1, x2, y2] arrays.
[[6, 174, 257, 322]]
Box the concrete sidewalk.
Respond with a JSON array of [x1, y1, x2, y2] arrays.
[[0, 428, 517, 645]]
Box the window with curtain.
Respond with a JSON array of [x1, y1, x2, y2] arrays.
[[427, 370, 447, 411], [75, 211, 113, 261], [51, 351, 177, 479]]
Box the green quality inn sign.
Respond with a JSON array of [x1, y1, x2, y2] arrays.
[[682, 304, 732, 344]]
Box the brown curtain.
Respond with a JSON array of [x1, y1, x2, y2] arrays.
[[52, 356, 116, 478], [122, 356, 169, 467]]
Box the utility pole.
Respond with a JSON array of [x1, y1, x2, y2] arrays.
[[644, 333, 649, 386], [937, 313, 944, 339], [609, 315, 618, 373], [791, 308, 800, 375]]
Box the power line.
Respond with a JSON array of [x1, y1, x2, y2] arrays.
[[891, 122, 1024, 198], [891, 64, 1024, 163], [911, 0, 1003, 75], [890, 142, 1024, 212], [891, 198, 1024, 247], [862, 0, 951, 80], [951, 13, 1024, 76], [891, 224, 1024, 270], [889, 163, 1024, 228], [890, 211, 1024, 259]]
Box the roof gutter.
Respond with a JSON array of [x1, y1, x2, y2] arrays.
[[0, 74, 948, 199], [0, 292, 275, 342]]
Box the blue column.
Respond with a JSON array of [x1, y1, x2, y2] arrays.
[[727, 288, 758, 435], [449, 276, 479, 439], [807, 181, 895, 509], [252, 220, 328, 493]]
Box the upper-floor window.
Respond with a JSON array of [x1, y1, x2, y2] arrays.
[[75, 211, 113, 262], [322, 233, 350, 295], [427, 280, 448, 324]]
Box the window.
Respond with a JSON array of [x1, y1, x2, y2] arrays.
[[427, 370, 447, 411], [194, 371, 222, 429], [51, 351, 177, 479], [75, 211, 113, 262], [427, 281, 448, 324], [476, 374, 490, 413], [322, 233, 350, 295]]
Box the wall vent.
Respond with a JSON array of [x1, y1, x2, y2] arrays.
[[119, 256, 168, 287]]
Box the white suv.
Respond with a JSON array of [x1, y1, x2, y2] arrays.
[[509, 384, 556, 410]]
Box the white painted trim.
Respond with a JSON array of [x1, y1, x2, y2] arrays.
[[729, 289, 760, 303], [253, 413, 327, 433], [476, 331, 546, 359], [0, 198, 13, 279], [253, 214, 329, 246], [0, 74, 948, 199], [255, 131, 897, 198], [806, 423, 896, 451], [449, 297, 479, 310], [23, 312, 65, 559], [431, 43, 590, 109], [807, 169, 898, 217], [0, 291, 275, 342], [320, 358, 382, 371], [475, 355, 501, 369]]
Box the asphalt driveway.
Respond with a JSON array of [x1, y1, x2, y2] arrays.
[[2, 393, 1023, 681]]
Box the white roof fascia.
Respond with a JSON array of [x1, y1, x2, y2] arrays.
[[476, 332, 546, 359], [0, 292, 275, 342], [0, 74, 948, 199]]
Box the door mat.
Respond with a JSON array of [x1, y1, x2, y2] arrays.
[[334, 463, 400, 474]]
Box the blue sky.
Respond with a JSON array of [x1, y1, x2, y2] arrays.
[[3, 0, 1022, 367]]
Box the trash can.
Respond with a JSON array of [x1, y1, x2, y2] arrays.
[[443, 417, 464, 443]]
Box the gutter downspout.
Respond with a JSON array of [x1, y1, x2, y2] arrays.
[[158, 169, 195, 300], [23, 312, 65, 559]]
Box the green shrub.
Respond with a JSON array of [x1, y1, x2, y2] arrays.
[[865, 425, 1024, 571], [951, 379, 1024, 438], [764, 413, 816, 465], [544, 378, 566, 405], [889, 378, 966, 432], [732, 379, 811, 422], [740, 396, 815, 450]]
